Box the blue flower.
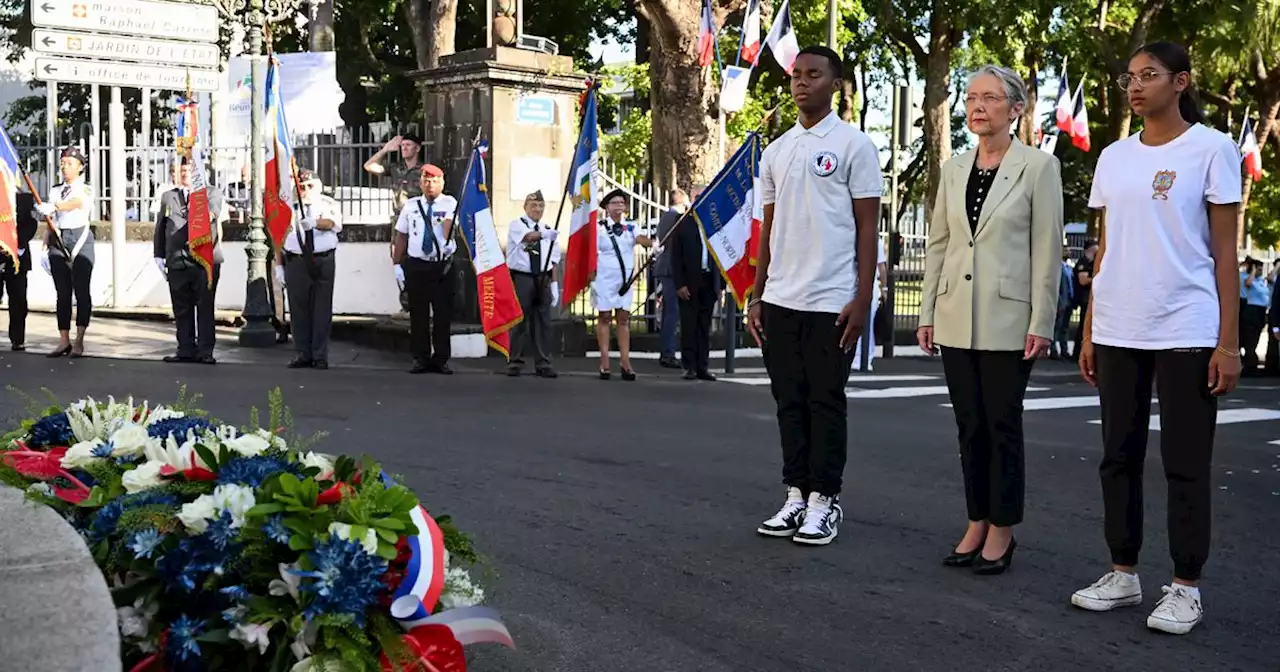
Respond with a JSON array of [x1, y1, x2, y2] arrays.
[[219, 584, 250, 601], [156, 528, 237, 594], [91, 442, 114, 458], [128, 529, 164, 559], [87, 492, 179, 543], [216, 455, 300, 488], [204, 511, 239, 551], [262, 515, 290, 545], [29, 412, 74, 447], [147, 417, 210, 441], [164, 614, 205, 671], [293, 537, 388, 626]]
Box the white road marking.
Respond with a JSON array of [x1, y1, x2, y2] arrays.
[[847, 385, 1048, 399], [722, 374, 938, 385], [1089, 408, 1280, 431]]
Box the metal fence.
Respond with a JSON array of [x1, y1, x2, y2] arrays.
[[13, 124, 404, 226]]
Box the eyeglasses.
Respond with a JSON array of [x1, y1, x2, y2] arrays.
[[1115, 70, 1173, 90], [301, 184, 316, 191], [964, 94, 1008, 107]]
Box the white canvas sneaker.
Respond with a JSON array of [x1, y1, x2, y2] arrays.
[[792, 492, 842, 546], [756, 487, 807, 537], [1071, 571, 1144, 612], [1146, 585, 1203, 635]]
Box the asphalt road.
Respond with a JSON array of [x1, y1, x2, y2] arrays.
[[0, 348, 1276, 672]]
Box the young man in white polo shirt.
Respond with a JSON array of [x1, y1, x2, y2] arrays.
[[748, 46, 884, 546]]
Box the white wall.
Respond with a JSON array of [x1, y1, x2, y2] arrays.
[[21, 241, 406, 315]]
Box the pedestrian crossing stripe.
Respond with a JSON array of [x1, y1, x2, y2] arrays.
[[1087, 408, 1280, 431], [846, 386, 1050, 399], [720, 374, 939, 387]]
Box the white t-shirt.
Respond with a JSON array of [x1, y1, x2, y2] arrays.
[[760, 111, 883, 314], [395, 194, 458, 261], [1088, 123, 1242, 350]]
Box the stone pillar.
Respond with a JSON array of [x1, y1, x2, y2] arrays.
[[411, 46, 584, 328]]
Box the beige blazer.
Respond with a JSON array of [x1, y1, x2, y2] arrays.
[[918, 140, 1064, 351]]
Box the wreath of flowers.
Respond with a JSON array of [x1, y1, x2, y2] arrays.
[[0, 388, 514, 671]]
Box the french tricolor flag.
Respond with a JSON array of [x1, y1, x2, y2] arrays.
[[697, 0, 717, 68], [263, 57, 296, 249], [1070, 82, 1091, 152], [739, 0, 762, 66], [692, 133, 762, 308], [456, 141, 524, 357], [764, 0, 800, 75], [1054, 62, 1074, 134], [1240, 118, 1263, 182], [561, 86, 600, 306]]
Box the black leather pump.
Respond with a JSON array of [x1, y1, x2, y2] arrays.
[[972, 538, 1017, 575]]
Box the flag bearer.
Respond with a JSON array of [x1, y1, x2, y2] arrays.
[[276, 169, 343, 370], [0, 192, 36, 351], [37, 146, 95, 358], [748, 46, 883, 546], [592, 188, 652, 380], [505, 190, 560, 378], [392, 164, 458, 375]]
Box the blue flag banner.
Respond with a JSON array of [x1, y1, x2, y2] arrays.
[[689, 133, 762, 307]]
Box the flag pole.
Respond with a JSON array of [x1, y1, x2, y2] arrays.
[[617, 105, 778, 295], [542, 78, 600, 276], [22, 171, 71, 259]]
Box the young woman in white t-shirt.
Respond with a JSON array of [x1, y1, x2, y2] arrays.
[[1070, 42, 1242, 636]]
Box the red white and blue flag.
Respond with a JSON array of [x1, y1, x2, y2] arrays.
[[697, 0, 717, 68], [0, 123, 21, 273], [691, 132, 762, 308], [1240, 117, 1263, 182], [739, 0, 762, 66], [264, 58, 297, 249], [1054, 61, 1073, 133], [562, 86, 600, 305], [455, 141, 524, 357], [1070, 81, 1091, 152], [764, 0, 800, 75]]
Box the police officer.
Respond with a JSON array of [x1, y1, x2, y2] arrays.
[[0, 192, 36, 351], [37, 146, 94, 358], [392, 164, 458, 374], [275, 169, 343, 370]]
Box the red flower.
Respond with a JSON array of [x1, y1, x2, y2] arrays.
[[380, 625, 466, 672], [317, 482, 350, 505], [158, 465, 217, 482], [3, 446, 69, 481]]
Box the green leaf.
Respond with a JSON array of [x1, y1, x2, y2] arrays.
[[375, 527, 398, 543], [374, 517, 406, 531], [194, 444, 219, 472], [248, 503, 287, 517], [278, 472, 303, 495], [197, 628, 232, 644], [376, 543, 398, 561], [288, 535, 314, 552]]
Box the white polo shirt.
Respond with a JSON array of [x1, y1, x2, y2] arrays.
[[48, 179, 92, 231], [283, 196, 344, 255], [760, 111, 883, 314], [395, 194, 458, 261], [1088, 123, 1242, 350]]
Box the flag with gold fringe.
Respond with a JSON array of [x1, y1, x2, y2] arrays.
[[455, 141, 523, 357], [176, 80, 216, 288]]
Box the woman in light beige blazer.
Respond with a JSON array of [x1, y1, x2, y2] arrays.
[[917, 65, 1064, 576]]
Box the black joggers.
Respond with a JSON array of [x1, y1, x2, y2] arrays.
[[940, 347, 1035, 527], [1094, 344, 1217, 581], [763, 302, 855, 497]]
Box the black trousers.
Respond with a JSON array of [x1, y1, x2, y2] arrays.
[[1094, 344, 1217, 581], [678, 270, 716, 375], [167, 263, 221, 358], [763, 302, 855, 497], [1, 262, 27, 346], [1239, 305, 1266, 369], [940, 347, 1034, 526], [50, 254, 92, 330], [286, 252, 336, 362], [404, 257, 454, 366]]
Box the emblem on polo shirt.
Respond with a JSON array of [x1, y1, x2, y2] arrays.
[[1151, 170, 1177, 200], [811, 151, 838, 177]]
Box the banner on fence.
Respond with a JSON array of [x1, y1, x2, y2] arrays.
[[217, 52, 345, 139]]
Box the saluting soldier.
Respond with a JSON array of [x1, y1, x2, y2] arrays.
[[504, 190, 560, 378], [275, 169, 343, 370]]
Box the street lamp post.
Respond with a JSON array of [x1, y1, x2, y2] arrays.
[[211, 0, 300, 347]]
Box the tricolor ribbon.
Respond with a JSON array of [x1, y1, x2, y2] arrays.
[[380, 473, 447, 621]]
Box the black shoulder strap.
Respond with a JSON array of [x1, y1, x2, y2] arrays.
[[415, 198, 446, 257], [605, 223, 627, 277]]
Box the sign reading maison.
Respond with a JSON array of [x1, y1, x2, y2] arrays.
[[31, 0, 219, 43]]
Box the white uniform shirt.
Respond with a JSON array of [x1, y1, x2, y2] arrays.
[[283, 196, 344, 255], [759, 111, 883, 314], [1087, 123, 1242, 350], [873, 237, 887, 296], [48, 178, 92, 231], [506, 216, 562, 273], [597, 218, 639, 278], [395, 194, 458, 261]]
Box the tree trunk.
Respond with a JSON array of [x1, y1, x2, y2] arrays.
[[838, 76, 856, 123], [920, 2, 956, 226], [1239, 62, 1280, 244], [636, 0, 745, 194], [406, 0, 458, 70], [308, 0, 335, 52], [1018, 50, 1039, 146], [858, 66, 871, 131]]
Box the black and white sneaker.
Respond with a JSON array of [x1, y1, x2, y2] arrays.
[[793, 492, 842, 546], [756, 487, 807, 537]]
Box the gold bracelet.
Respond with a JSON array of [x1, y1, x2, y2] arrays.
[[748, 298, 763, 308], [1216, 346, 1239, 357]]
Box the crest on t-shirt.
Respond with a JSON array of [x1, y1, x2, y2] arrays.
[[811, 151, 838, 177], [1151, 170, 1177, 200]]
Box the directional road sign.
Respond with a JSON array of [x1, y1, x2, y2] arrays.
[[34, 56, 219, 91], [32, 29, 219, 68], [31, 0, 219, 43]]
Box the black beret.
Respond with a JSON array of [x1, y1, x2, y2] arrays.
[[60, 146, 86, 164], [600, 188, 627, 207]]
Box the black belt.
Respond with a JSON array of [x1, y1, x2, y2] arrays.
[[286, 249, 333, 261]]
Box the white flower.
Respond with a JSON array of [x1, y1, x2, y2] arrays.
[[290, 620, 320, 662], [141, 406, 185, 426], [26, 483, 53, 497], [109, 423, 154, 459], [143, 431, 209, 472], [177, 495, 218, 533], [439, 564, 485, 609], [256, 429, 288, 450], [328, 522, 378, 555], [230, 623, 273, 655], [223, 432, 270, 457], [61, 439, 106, 469], [117, 599, 158, 640], [66, 404, 101, 443], [300, 452, 335, 479], [269, 563, 302, 601], [214, 484, 257, 526], [122, 461, 166, 493]]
